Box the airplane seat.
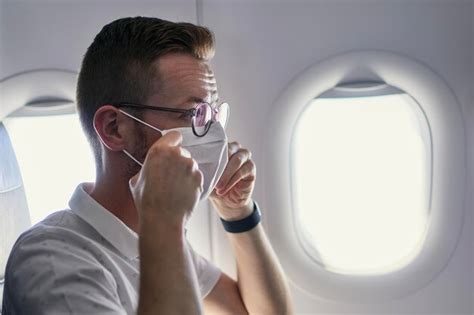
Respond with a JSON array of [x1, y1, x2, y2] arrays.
[[0, 122, 31, 312]]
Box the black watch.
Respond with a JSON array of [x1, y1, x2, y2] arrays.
[[220, 201, 262, 233]]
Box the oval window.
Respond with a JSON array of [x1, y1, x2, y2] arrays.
[[4, 114, 95, 225], [292, 82, 432, 275]]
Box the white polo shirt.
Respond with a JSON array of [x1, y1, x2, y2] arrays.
[[2, 183, 221, 314]]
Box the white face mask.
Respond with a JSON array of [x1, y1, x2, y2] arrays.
[[119, 109, 228, 201]]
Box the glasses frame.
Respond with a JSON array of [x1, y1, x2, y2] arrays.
[[112, 102, 229, 137]]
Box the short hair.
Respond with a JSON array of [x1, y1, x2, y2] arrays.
[[76, 16, 215, 166]]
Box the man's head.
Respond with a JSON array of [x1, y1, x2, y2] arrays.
[[76, 16, 218, 177]]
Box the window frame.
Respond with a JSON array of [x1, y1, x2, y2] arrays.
[[0, 69, 77, 292], [263, 51, 467, 302]]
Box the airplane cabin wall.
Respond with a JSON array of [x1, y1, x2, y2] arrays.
[[204, 1, 473, 314], [0, 0, 472, 314]]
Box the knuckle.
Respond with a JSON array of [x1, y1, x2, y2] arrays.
[[195, 169, 203, 182], [235, 153, 244, 163], [228, 142, 240, 151], [193, 169, 203, 187], [162, 147, 180, 161], [148, 144, 161, 156], [183, 158, 194, 170], [170, 146, 181, 156], [185, 158, 196, 172], [246, 159, 255, 169]]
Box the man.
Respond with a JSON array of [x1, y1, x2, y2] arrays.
[[2, 16, 293, 314]]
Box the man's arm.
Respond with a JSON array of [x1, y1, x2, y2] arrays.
[[208, 139, 294, 314], [228, 220, 293, 314], [138, 219, 202, 315], [203, 272, 248, 314], [129, 131, 206, 315], [203, 205, 293, 315]]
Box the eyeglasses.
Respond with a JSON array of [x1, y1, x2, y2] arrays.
[[113, 102, 229, 137]]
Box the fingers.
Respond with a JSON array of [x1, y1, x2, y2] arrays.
[[183, 156, 203, 193], [145, 130, 190, 163], [129, 130, 204, 221], [233, 180, 254, 197], [158, 130, 183, 147], [217, 159, 256, 195], [216, 143, 251, 191], [227, 141, 245, 159], [131, 130, 195, 192], [228, 184, 253, 203], [195, 168, 204, 193], [216, 141, 256, 196]]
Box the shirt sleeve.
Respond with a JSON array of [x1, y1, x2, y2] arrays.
[[186, 240, 221, 299], [2, 229, 126, 315]]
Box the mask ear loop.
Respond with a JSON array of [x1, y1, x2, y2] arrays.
[[118, 109, 165, 167], [118, 109, 165, 134], [123, 149, 144, 167]]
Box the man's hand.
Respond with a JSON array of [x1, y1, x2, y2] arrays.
[[129, 131, 205, 315], [208, 141, 294, 314], [209, 141, 257, 221], [129, 130, 204, 227]]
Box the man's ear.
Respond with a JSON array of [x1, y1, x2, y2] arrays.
[[93, 105, 128, 151]]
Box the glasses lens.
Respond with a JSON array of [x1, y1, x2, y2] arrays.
[[193, 103, 212, 136], [216, 103, 229, 128]]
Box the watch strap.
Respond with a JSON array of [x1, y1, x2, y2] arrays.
[[220, 201, 261, 233]]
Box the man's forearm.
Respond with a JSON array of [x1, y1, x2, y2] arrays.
[[138, 218, 202, 315], [227, 222, 294, 314]]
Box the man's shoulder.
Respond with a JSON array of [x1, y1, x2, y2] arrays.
[[4, 209, 111, 288], [16, 209, 86, 243], [2, 212, 128, 315], [10, 209, 103, 262]]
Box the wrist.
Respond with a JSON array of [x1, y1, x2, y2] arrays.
[[220, 201, 262, 234], [139, 212, 186, 239], [218, 201, 254, 221]]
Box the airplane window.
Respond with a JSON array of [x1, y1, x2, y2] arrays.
[[4, 114, 95, 225], [292, 87, 431, 275]]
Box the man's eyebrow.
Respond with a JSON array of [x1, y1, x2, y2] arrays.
[[188, 96, 206, 103], [187, 96, 220, 105]]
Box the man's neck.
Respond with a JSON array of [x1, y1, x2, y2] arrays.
[[88, 175, 140, 233]]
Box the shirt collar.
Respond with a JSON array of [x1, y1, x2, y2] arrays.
[[68, 183, 139, 259]]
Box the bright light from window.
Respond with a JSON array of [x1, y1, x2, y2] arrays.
[[293, 93, 431, 275], [4, 114, 95, 225]]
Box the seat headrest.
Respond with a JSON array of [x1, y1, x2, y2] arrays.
[[0, 122, 31, 282]]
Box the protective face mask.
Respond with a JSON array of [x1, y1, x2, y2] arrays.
[[119, 109, 228, 201]]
